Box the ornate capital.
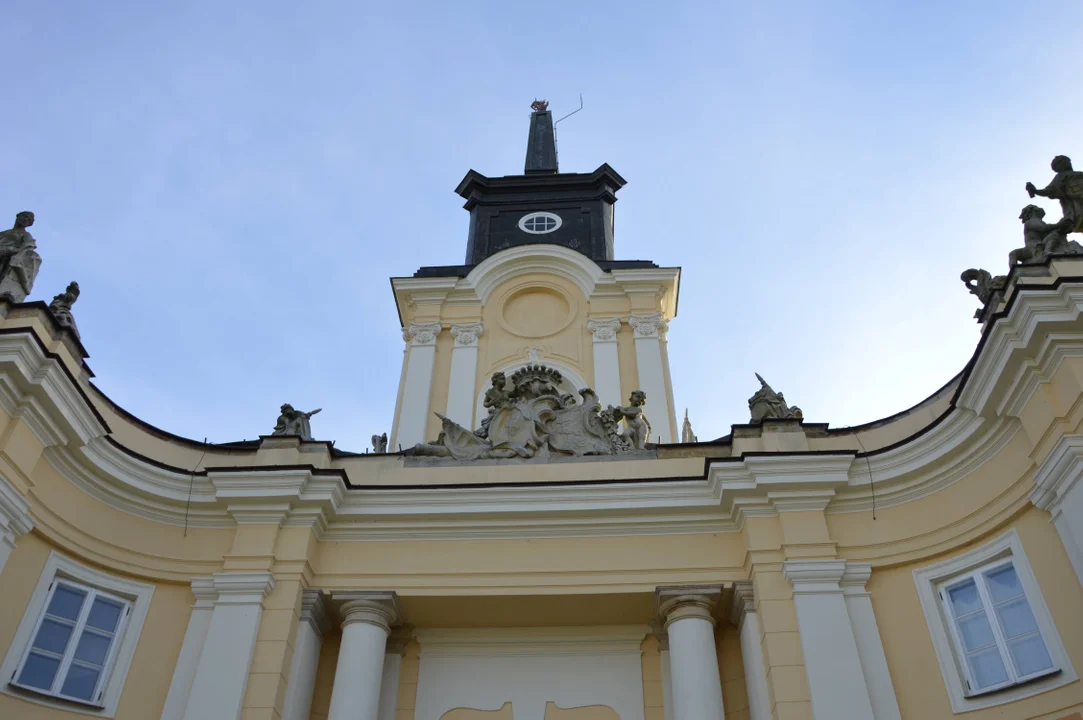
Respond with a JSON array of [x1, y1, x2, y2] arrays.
[[333, 591, 399, 633], [403, 321, 442, 347], [450, 322, 484, 348], [300, 588, 332, 636], [656, 584, 723, 629], [587, 317, 621, 343], [628, 312, 668, 339]]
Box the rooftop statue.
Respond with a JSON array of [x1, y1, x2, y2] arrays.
[[272, 404, 321, 441], [1026, 155, 1083, 236], [371, 432, 388, 454], [408, 365, 640, 460], [0, 211, 42, 303], [682, 409, 698, 443], [48, 281, 81, 339], [1010, 205, 1082, 265], [748, 374, 802, 423], [960, 268, 1007, 320], [531, 99, 549, 112]]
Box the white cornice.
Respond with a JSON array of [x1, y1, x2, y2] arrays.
[[1030, 434, 1083, 515], [0, 472, 33, 537], [707, 455, 855, 523]]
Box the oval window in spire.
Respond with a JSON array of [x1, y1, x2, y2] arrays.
[[518, 211, 562, 234]]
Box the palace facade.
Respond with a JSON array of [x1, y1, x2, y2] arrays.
[[0, 107, 1082, 720]]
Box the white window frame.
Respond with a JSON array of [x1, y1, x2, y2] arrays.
[[518, 211, 562, 234], [1, 551, 154, 717], [913, 529, 1075, 713]]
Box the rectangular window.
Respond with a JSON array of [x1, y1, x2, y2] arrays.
[[938, 559, 1055, 695], [10, 579, 131, 707]]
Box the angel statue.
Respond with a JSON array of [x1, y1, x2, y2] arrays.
[[272, 404, 321, 441], [0, 211, 42, 303], [748, 374, 802, 423], [1026, 155, 1083, 235], [371, 433, 388, 454], [613, 390, 651, 449]]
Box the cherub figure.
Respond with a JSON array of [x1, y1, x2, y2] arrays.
[[1026, 155, 1083, 235], [613, 390, 651, 449], [477, 372, 511, 438], [1010, 205, 1081, 265]]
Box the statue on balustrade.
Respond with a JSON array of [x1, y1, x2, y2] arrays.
[[272, 404, 321, 441], [0, 211, 42, 303], [748, 374, 802, 423], [1026, 155, 1083, 236], [48, 281, 81, 339]]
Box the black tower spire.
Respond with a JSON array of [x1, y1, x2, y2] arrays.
[[524, 100, 558, 174]]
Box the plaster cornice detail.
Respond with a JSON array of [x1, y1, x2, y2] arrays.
[[403, 321, 442, 347], [189, 577, 217, 608], [628, 312, 668, 339], [301, 589, 332, 636], [1030, 433, 1083, 515], [728, 580, 755, 626], [211, 571, 275, 604], [464, 244, 606, 305], [707, 454, 855, 523], [783, 559, 847, 595], [449, 322, 484, 347], [587, 317, 621, 343], [840, 561, 873, 597], [0, 472, 33, 538]]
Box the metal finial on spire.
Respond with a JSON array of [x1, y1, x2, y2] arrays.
[[531, 99, 549, 112]]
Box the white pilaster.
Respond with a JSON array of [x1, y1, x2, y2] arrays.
[[1031, 434, 1083, 587], [181, 572, 275, 720], [160, 578, 217, 720], [587, 318, 623, 408], [282, 589, 331, 720], [391, 321, 442, 451], [840, 564, 901, 720], [0, 474, 33, 576], [783, 560, 875, 720], [730, 582, 771, 720], [327, 592, 398, 720], [629, 313, 673, 444], [445, 322, 484, 429], [658, 586, 725, 720]]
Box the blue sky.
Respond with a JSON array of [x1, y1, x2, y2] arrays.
[[4, 1, 1082, 448]]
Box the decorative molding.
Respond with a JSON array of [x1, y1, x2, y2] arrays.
[[0, 471, 34, 538], [190, 577, 217, 608], [728, 580, 755, 626], [656, 584, 723, 629], [332, 591, 399, 632], [783, 559, 847, 595], [1030, 433, 1083, 514], [210, 571, 275, 604], [839, 562, 872, 597], [586, 317, 621, 343], [628, 312, 667, 339], [450, 322, 484, 347], [300, 589, 332, 636], [708, 454, 854, 523], [403, 321, 442, 347]]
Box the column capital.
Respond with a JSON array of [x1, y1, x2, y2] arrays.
[[656, 584, 723, 628], [190, 577, 218, 609], [0, 473, 34, 538], [728, 580, 756, 625], [301, 589, 332, 636], [450, 322, 484, 348], [628, 312, 668, 339], [1031, 433, 1083, 515], [587, 317, 621, 343], [402, 321, 442, 347], [840, 561, 872, 597], [210, 571, 275, 604], [783, 559, 847, 595], [332, 591, 399, 633]]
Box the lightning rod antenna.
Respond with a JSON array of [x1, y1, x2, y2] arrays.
[[555, 94, 584, 125]]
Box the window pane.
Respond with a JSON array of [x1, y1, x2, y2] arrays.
[[967, 646, 1009, 689], [948, 580, 982, 616], [985, 565, 1024, 603], [32, 618, 75, 654], [60, 664, 101, 701], [995, 596, 1039, 638], [1008, 633, 1054, 676], [74, 630, 112, 666], [957, 612, 997, 652], [48, 585, 87, 621], [86, 599, 123, 633], [17, 652, 61, 691]]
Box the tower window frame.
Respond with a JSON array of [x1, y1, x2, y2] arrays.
[[518, 212, 562, 234]]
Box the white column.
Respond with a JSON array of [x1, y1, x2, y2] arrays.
[[445, 322, 483, 429], [282, 590, 331, 720], [783, 560, 875, 720], [327, 593, 398, 720], [1031, 435, 1083, 587], [730, 582, 771, 720], [181, 572, 275, 720], [391, 321, 442, 451], [658, 586, 725, 720], [841, 564, 901, 720], [587, 318, 623, 408], [0, 474, 33, 576], [160, 579, 216, 720], [629, 313, 673, 444]]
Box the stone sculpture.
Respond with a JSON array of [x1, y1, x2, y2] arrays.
[[48, 282, 81, 339], [1010, 205, 1082, 265], [1026, 155, 1083, 235], [748, 374, 802, 423], [408, 364, 642, 460], [682, 409, 698, 443], [0, 211, 42, 303], [272, 404, 321, 440], [371, 432, 388, 454], [960, 268, 1007, 320]]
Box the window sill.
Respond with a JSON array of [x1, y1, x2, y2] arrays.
[[7, 680, 109, 715], [964, 668, 1061, 699]]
